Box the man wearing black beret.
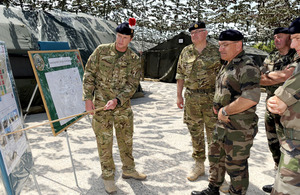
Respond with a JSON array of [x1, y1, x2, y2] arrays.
[[176, 21, 221, 182], [83, 18, 146, 194], [191, 29, 261, 195], [260, 27, 298, 193], [267, 16, 300, 195]]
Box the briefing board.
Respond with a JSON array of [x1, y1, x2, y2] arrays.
[[28, 50, 86, 136], [0, 41, 33, 195]]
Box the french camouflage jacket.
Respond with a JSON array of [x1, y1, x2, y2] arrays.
[[274, 63, 300, 154], [82, 43, 141, 108], [261, 49, 298, 97], [214, 51, 261, 130]]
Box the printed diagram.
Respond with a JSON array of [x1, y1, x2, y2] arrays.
[[0, 49, 12, 95], [45, 67, 85, 125], [0, 99, 26, 176], [0, 42, 27, 177]]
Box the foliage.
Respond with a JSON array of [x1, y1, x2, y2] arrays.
[[252, 40, 276, 53]]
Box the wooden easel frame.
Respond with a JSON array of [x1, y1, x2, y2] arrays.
[[27, 50, 85, 136]]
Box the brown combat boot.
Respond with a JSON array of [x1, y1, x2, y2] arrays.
[[187, 161, 205, 181], [122, 170, 147, 180], [103, 179, 117, 194]]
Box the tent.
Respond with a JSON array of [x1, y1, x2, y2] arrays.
[[0, 5, 143, 111], [143, 32, 269, 83], [143, 32, 192, 83]]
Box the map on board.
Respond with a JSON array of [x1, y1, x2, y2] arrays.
[[45, 67, 85, 125], [28, 50, 85, 136]]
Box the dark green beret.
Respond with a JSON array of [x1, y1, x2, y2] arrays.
[[188, 21, 206, 32], [219, 29, 244, 41], [288, 17, 300, 34], [274, 27, 289, 35]]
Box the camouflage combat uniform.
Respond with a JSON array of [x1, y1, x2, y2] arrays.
[[261, 49, 298, 167], [211, 51, 261, 195], [82, 43, 141, 180], [271, 64, 300, 195], [176, 40, 221, 163]]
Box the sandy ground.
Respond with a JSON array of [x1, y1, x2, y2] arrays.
[[20, 80, 274, 195]]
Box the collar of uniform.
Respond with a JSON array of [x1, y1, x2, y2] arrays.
[[294, 51, 300, 61], [192, 40, 211, 54], [111, 42, 129, 54], [105, 42, 117, 56], [112, 42, 129, 55], [276, 48, 296, 58], [287, 48, 296, 57], [231, 50, 245, 64], [112, 42, 118, 55]]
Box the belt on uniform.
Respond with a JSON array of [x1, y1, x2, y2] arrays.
[[283, 128, 300, 140], [186, 88, 215, 93]]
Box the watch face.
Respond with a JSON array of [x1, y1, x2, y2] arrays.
[[222, 108, 228, 116]]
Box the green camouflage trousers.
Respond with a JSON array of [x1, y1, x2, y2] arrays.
[[208, 126, 257, 195], [265, 108, 283, 167], [184, 90, 216, 162], [92, 106, 135, 180], [271, 148, 300, 195]]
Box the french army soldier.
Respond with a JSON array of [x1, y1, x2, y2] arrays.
[[191, 30, 261, 195], [82, 18, 146, 194], [267, 17, 300, 195], [176, 21, 221, 181], [260, 27, 298, 193]]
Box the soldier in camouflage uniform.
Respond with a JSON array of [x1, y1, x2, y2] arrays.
[[260, 27, 298, 193], [176, 21, 221, 181], [82, 18, 146, 194], [267, 17, 300, 195], [192, 30, 261, 195]]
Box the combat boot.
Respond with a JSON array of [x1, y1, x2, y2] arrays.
[[191, 184, 220, 195], [262, 184, 273, 193], [220, 179, 230, 193], [103, 179, 117, 194], [122, 170, 147, 180], [187, 161, 205, 181]]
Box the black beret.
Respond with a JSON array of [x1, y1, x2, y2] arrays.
[[288, 17, 300, 34], [274, 27, 289, 35], [116, 22, 134, 35], [219, 29, 244, 41], [188, 21, 206, 32]]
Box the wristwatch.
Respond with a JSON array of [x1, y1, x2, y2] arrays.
[[265, 70, 271, 76], [222, 107, 228, 116]]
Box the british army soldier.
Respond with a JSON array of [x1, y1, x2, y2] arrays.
[[176, 21, 221, 181], [82, 18, 146, 194]]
